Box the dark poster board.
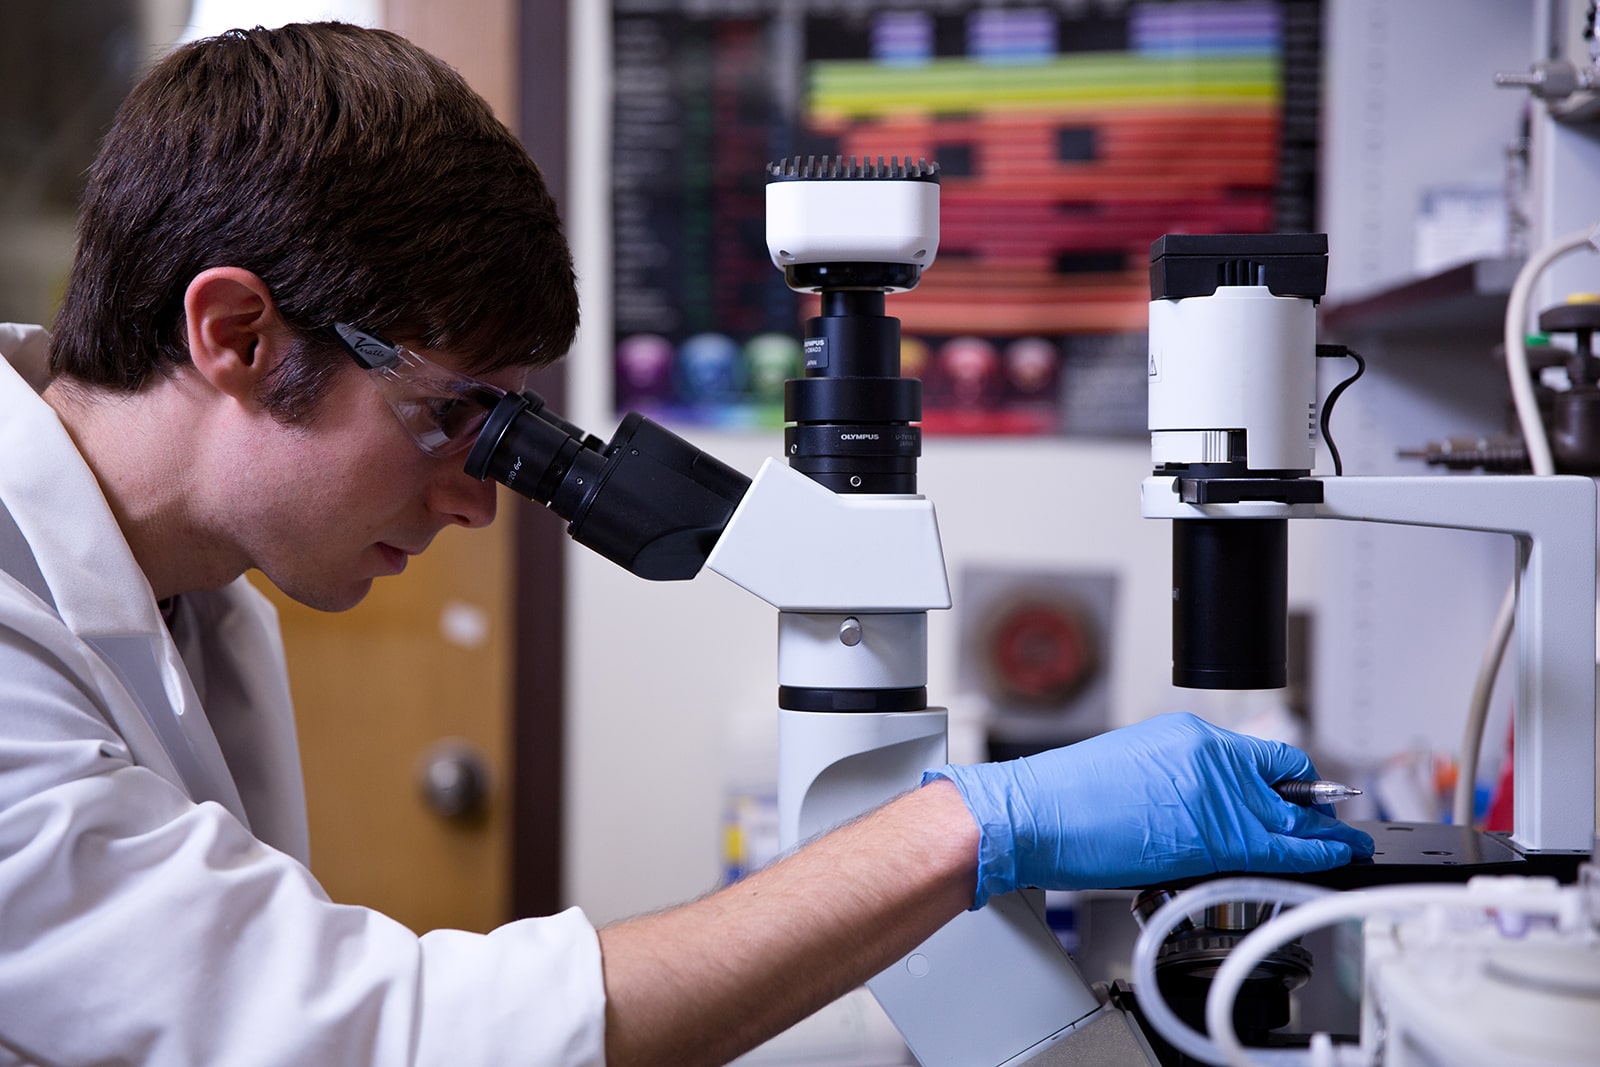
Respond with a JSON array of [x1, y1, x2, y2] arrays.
[[611, 0, 1321, 435]]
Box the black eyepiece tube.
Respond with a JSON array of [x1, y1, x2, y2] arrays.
[[1171, 518, 1287, 690], [465, 391, 600, 504], [464, 392, 750, 581]]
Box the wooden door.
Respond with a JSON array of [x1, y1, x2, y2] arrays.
[[266, 0, 523, 935], [261, 515, 515, 933]]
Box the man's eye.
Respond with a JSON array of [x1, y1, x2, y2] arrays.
[[425, 396, 467, 435], [426, 396, 491, 441]]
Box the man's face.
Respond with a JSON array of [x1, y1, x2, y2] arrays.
[[226, 343, 527, 612]]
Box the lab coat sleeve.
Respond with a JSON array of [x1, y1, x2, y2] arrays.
[[0, 595, 607, 1067]]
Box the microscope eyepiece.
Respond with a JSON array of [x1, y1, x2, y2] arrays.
[[463, 391, 749, 582], [465, 391, 601, 503]]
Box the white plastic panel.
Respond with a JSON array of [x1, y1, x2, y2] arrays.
[[1148, 287, 1318, 472], [766, 177, 940, 270], [708, 459, 953, 613]]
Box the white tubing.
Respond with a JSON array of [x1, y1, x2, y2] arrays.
[[1131, 879, 1335, 1066], [1502, 224, 1600, 477], [1454, 581, 1515, 827], [1203, 881, 1583, 1067]]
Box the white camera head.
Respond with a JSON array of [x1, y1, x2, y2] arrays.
[[766, 156, 940, 292], [1147, 233, 1328, 476]]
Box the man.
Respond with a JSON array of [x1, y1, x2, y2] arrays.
[[0, 22, 1372, 1067]]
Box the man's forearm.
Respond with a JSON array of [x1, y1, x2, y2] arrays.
[[597, 778, 978, 1067]]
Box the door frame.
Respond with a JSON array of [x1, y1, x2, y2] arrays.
[[513, 0, 570, 919]]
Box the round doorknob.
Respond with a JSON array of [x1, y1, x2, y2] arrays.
[[419, 741, 490, 820]]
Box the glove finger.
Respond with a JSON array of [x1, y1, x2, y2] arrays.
[[1235, 750, 1345, 825], [1272, 803, 1376, 857], [1228, 731, 1320, 787], [1222, 736, 1328, 827], [1237, 770, 1311, 831], [1250, 833, 1355, 873], [1239, 782, 1376, 860], [1309, 818, 1375, 857]]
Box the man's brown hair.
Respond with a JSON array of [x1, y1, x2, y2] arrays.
[[50, 21, 578, 418]]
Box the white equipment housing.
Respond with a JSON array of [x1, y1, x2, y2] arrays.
[[1142, 472, 1597, 855], [1361, 878, 1600, 1066], [765, 166, 940, 274], [1147, 285, 1319, 472]]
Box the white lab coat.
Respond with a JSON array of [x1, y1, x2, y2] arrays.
[[0, 325, 605, 1067]]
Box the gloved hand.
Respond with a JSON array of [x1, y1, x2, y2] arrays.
[[923, 712, 1375, 908]]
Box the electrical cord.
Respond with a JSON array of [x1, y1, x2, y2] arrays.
[[1454, 582, 1515, 827], [1503, 225, 1600, 477], [1315, 345, 1366, 477]]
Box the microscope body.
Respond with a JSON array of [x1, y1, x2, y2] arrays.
[[1143, 473, 1597, 857], [464, 179, 1594, 1057], [705, 159, 1157, 1067], [1142, 233, 1598, 861], [467, 188, 1595, 1060], [708, 460, 1138, 1067], [469, 157, 1160, 1065], [1134, 234, 1598, 1066]]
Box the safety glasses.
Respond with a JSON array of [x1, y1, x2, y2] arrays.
[[333, 322, 508, 458]]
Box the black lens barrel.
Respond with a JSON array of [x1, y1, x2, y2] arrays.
[[1171, 518, 1288, 690], [466, 392, 600, 505], [785, 282, 922, 494]]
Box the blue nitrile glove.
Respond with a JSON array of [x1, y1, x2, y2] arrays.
[[923, 712, 1375, 908]]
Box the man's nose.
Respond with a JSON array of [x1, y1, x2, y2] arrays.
[[433, 463, 499, 529]]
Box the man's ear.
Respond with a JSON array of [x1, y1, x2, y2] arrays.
[[183, 267, 287, 402]]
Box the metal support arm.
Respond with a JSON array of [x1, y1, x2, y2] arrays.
[[1143, 473, 1598, 854]]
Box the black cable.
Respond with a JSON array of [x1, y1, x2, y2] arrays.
[[1315, 344, 1366, 477]]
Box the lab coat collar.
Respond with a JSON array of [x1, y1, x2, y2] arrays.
[[0, 327, 253, 828], [0, 325, 167, 639]]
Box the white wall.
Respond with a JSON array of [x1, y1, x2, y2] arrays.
[[562, 0, 1550, 925], [179, 0, 381, 40], [1320, 1, 1532, 299], [1311, 0, 1536, 780]]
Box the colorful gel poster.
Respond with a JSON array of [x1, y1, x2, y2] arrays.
[[611, 0, 1320, 435]]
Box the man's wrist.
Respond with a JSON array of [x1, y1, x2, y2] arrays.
[[911, 775, 981, 900]]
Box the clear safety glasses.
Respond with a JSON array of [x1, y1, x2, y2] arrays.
[[333, 322, 508, 458]]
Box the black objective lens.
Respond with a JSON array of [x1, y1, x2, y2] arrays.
[[783, 285, 922, 495], [1171, 519, 1287, 690]]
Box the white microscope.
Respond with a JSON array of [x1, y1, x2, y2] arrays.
[[462, 170, 1600, 1065], [1143, 232, 1596, 872], [466, 158, 1161, 1065], [1136, 233, 1600, 1066]]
